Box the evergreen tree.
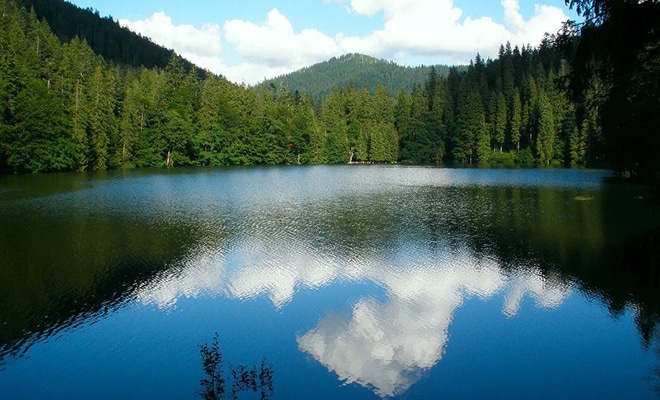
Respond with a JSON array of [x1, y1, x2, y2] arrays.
[[161, 55, 197, 166], [7, 78, 73, 172], [563, 0, 660, 180], [509, 89, 522, 153], [319, 88, 348, 163], [371, 83, 398, 162], [536, 91, 556, 164], [494, 92, 507, 153], [394, 89, 411, 159], [291, 91, 319, 164], [454, 81, 485, 164], [400, 85, 434, 164], [1, 0, 649, 174], [118, 73, 141, 167]]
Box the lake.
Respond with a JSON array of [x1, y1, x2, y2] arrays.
[[1, 165, 659, 399]]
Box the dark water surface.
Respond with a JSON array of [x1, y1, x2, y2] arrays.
[[1, 166, 659, 399]]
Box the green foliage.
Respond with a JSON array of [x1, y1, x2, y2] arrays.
[[562, 0, 660, 180], [17, 0, 197, 73], [0, 0, 647, 174], [509, 90, 522, 152], [517, 148, 535, 165], [490, 150, 518, 166], [536, 91, 556, 164], [257, 53, 460, 105], [7, 78, 74, 172], [493, 92, 507, 152]]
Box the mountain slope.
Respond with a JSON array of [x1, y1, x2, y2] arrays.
[[259, 53, 464, 103], [17, 0, 197, 72]]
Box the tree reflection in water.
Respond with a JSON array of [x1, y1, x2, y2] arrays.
[[199, 333, 274, 400]]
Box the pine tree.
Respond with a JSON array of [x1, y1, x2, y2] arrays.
[[454, 81, 485, 164], [536, 91, 556, 164], [8, 78, 73, 172], [394, 89, 411, 162], [118, 74, 140, 167], [371, 83, 398, 162], [509, 89, 522, 153], [291, 91, 319, 164], [320, 88, 348, 163], [494, 92, 507, 152]]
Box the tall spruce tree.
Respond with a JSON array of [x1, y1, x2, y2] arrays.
[[563, 0, 660, 180]]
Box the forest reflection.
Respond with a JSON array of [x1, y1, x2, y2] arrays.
[[134, 181, 658, 397], [137, 229, 571, 397], [132, 185, 609, 397], [199, 333, 274, 400], [1, 169, 658, 398]]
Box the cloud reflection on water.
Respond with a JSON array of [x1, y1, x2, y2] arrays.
[[297, 254, 570, 397], [135, 236, 571, 397]]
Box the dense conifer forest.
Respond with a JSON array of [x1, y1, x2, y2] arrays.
[[258, 53, 460, 105], [0, 0, 657, 180], [15, 0, 195, 71]]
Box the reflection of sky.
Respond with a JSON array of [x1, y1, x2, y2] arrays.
[[135, 245, 227, 308], [135, 235, 571, 397], [298, 255, 570, 397], [130, 166, 598, 398]]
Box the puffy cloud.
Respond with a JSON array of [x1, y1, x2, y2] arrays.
[[227, 240, 339, 308], [117, 12, 237, 79], [119, 12, 222, 58], [222, 8, 339, 81], [224, 9, 338, 66], [337, 0, 568, 64], [213, 62, 299, 86], [117, 1, 569, 84], [298, 297, 450, 397], [502, 269, 571, 317], [503, 0, 527, 31]]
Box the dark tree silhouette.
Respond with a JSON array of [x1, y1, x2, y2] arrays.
[[562, 0, 660, 181], [199, 334, 274, 400]]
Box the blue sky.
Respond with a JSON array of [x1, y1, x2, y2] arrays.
[[66, 0, 580, 84]]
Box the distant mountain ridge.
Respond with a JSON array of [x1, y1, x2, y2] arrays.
[[258, 53, 465, 103]]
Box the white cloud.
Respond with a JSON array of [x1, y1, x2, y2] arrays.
[[503, 0, 527, 31], [222, 9, 339, 82], [119, 12, 222, 58], [117, 1, 569, 84], [337, 0, 568, 64]]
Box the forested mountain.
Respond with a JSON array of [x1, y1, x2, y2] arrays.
[[15, 0, 198, 72], [258, 53, 459, 104], [0, 0, 657, 180]]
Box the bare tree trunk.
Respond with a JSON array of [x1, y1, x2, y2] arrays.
[[166, 150, 173, 167]]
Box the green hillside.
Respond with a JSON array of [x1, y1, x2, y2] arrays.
[[1, 0, 656, 180], [16, 0, 199, 73], [258, 53, 463, 104]]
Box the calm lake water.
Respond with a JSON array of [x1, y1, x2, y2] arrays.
[[1, 165, 659, 399]]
